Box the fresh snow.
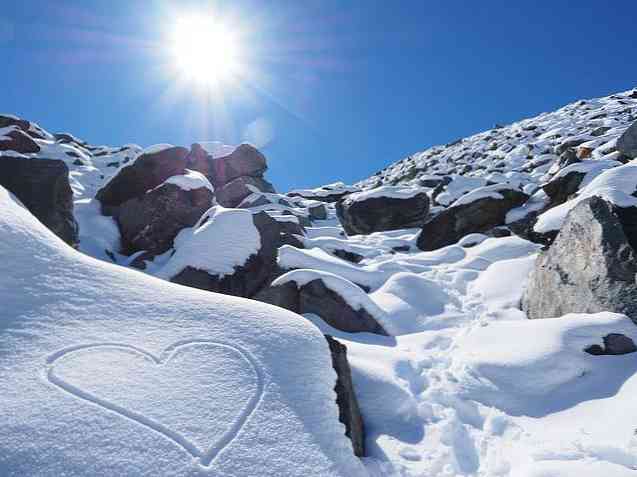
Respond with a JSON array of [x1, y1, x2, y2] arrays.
[[163, 169, 214, 192], [344, 185, 426, 203]]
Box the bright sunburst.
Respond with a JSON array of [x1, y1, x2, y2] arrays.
[[171, 16, 242, 87]]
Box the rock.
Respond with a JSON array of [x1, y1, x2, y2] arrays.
[[576, 146, 593, 159], [617, 120, 637, 159], [308, 203, 328, 221], [215, 175, 276, 208], [0, 157, 77, 245], [523, 196, 637, 322], [212, 144, 267, 187], [585, 333, 637, 355], [0, 114, 30, 131], [96, 146, 189, 209], [170, 211, 279, 298], [255, 275, 388, 335], [288, 182, 360, 203], [336, 186, 430, 236], [325, 335, 365, 457], [542, 170, 585, 206], [417, 184, 528, 251], [590, 126, 611, 137], [0, 128, 40, 153], [116, 181, 214, 256]]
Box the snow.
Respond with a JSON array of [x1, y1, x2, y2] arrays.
[[143, 143, 175, 154], [163, 169, 214, 192], [197, 141, 237, 158], [156, 206, 260, 279], [0, 185, 366, 476], [449, 183, 521, 207], [344, 185, 426, 203]]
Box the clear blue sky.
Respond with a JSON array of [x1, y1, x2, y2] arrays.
[[2, 1, 637, 191]]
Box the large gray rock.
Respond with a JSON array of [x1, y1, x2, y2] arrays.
[[542, 170, 585, 206], [417, 185, 528, 251], [0, 157, 77, 246], [255, 276, 388, 335], [325, 335, 365, 457], [169, 211, 279, 298], [336, 188, 430, 236], [617, 120, 637, 159], [0, 128, 40, 153], [215, 175, 275, 208], [116, 182, 214, 256], [96, 146, 189, 209], [523, 196, 637, 322]]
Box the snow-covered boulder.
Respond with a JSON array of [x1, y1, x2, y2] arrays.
[[288, 182, 360, 203], [0, 156, 78, 246], [157, 208, 279, 298], [0, 185, 367, 476], [524, 196, 637, 322], [96, 145, 189, 209], [617, 120, 637, 159], [215, 175, 276, 208], [116, 171, 214, 255], [255, 269, 389, 335], [417, 183, 528, 251], [336, 186, 430, 236], [0, 126, 40, 153]]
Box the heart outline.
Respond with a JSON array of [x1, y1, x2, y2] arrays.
[[46, 340, 265, 468]]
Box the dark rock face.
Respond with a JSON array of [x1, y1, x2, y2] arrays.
[[211, 144, 267, 188], [617, 120, 637, 159], [170, 211, 279, 298], [255, 278, 388, 335], [0, 157, 78, 246], [585, 333, 637, 356], [542, 170, 585, 206], [325, 335, 365, 457], [0, 128, 41, 153], [523, 196, 637, 322], [417, 187, 528, 251], [116, 183, 214, 256], [0, 115, 31, 132], [96, 146, 189, 209], [336, 191, 430, 236], [308, 203, 328, 221], [215, 175, 275, 208]]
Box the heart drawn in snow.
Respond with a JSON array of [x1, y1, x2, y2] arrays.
[[46, 340, 264, 467]]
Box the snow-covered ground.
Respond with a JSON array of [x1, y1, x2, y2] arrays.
[[2, 87, 637, 476]]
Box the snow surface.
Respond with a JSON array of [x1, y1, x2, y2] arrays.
[[0, 186, 366, 476], [163, 169, 214, 192], [344, 185, 427, 203]]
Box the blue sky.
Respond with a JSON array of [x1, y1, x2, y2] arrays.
[[2, 1, 637, 191]]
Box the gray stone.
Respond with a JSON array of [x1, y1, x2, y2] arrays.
[[0, 157, 77, 246], [542, 170, 585, 206], [617, 120, 637, 159], [585, 334, 637, 356], [308, 203, 328, 221], [215, 175, 276, 208], [325, 335, 365, 457], [523, 196, 637, 322]]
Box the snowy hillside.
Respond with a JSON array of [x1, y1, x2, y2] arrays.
[[2, 87, 637, 477]]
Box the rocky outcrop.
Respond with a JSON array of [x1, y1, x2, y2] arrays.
[[211, 144, 268, 187], [523, 196, 637, 322], [336, 187, 430, 236], [116, 181, 214, 256], [325, 335, 365, 457], [0, 157, 77, 246], [617, 120, 637, 159], [169, 211, 279, 297], [417, 184, 528, 251], [0, 128, 40, 153], [255, 275, 388, 335], [96, 146, 189, 210], [215, 175, 275, 208]]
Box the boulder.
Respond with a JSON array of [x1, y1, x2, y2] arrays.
[[617, 120, 637, 159], [0, 157, 77, 245], [308, 203, 328, 221], [0, 114, 31, 132], [523, 196, 637, 322], [585, 333, 637, 356], [336, 186, 430, 236], [541, 170, 585, 206], [96, 146, 189, 209], [0, 128, 40, 153], [325, 335, 365, 457], [215, 175, 276, 208], [255, 273, 388, 335], [417, 184, 528, 251], [169, 211, 279, 298], [116, 180, 214, 256], [212, 144, 267, 187]]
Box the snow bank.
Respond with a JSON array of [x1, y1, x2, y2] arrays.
[[156, 207, 260, 279], [163, 169, 214, 192], [0, 185, 366, 476]]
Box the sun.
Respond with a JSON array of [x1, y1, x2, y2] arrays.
[[171, 16, 242, 87]]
